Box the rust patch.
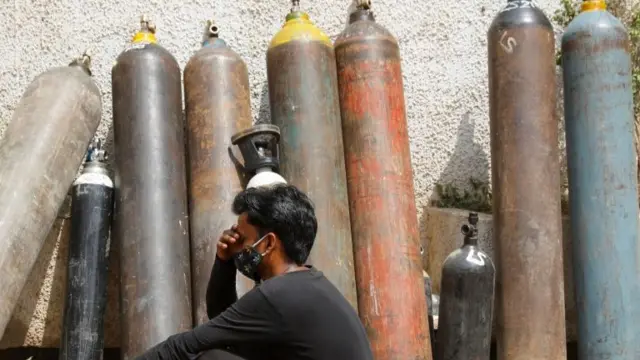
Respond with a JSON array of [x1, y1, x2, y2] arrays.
[[563, 32, 629, 54], [336, 28, 431, 360]]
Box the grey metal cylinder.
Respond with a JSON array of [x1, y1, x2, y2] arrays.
[[0, 53, 102, 337]]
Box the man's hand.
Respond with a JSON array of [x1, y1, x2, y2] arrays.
[[216, 225, 242, 261]]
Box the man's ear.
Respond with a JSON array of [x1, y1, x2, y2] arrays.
[[264, 232, 277, 254]]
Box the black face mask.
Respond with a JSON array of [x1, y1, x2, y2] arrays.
[[233, 234, 268, 282]]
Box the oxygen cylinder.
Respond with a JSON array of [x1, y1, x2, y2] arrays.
[[184, 18, 253, 324], [184, 21, 254, 360], [562, 1, 640, 357], [488, 2, 567, 359], [266, 0, 357, 307], [112, 16, 191, 358], [60, 140, 114, 360], [436, 213, 495, 360], [0, 52, 102, 337], [231, 124, 287, 190], [334, 1, 430, 357]]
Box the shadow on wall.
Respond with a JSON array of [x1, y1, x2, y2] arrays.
[[0, 198, 72, 349], [255, 83, 270, 125], [429, 111, 490, 205], [420, 112, 490, 265], [101, 119, 116, 178]]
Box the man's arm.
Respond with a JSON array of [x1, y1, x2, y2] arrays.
[[205, 256, 238, 319], [137, 287, 283, 359]]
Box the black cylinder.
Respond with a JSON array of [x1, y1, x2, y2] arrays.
[[436, 213, 495, 360], [59, 141, 114, 360], [112, 16, 192, 358]]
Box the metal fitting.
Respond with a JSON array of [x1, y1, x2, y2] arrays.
[[291, 0, 300, 12], [206, 19, 220, 37], [140, 14, 157, 34], [356, 0, 372, 10]]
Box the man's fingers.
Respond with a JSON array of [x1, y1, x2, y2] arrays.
[[221, 234, 237, 244], [223, 229, 240, 240]]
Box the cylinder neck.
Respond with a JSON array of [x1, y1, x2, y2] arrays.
[[83, 161, 109, 176], [349, 9, 375, 23], [461, 212, 479, 247], [286, 10, 310, 22], [465, 233, 478, 246], [581, 0, 606, 12]]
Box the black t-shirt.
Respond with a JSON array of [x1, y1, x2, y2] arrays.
[[136, 258, 374, 360]]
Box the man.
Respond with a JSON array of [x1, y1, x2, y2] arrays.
[[136, 184, 374, 360]]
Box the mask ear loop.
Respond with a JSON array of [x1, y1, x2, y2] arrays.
[[254, 233, 271, 257], [251, 233, 269, 286]]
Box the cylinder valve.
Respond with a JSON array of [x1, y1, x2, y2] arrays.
[[231, 124, 287, 189]]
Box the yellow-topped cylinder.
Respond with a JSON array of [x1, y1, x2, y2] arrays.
[[265, 0, 358, 310], [581, 0, 606, 12], [132, 15, 157, 44], [268, 10, 331, 49]]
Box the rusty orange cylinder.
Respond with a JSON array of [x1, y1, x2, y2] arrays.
[[335, 2, 432, 359]]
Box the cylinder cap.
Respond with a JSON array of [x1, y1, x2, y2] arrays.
[[132, 14, 158, 44], [270, 4, 331, 48], [581, 0, 606, 12], [356, 0, 372, 10], [231, 124, 282, 174]]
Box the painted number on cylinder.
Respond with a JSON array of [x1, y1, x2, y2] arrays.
[[500, 32, 517, 54], [466, 249, 488, 266]]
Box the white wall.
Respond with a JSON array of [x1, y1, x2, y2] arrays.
[[0, 0, 563, 218]]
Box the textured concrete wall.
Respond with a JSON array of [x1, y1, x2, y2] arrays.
[[0, 0, 574, 349]]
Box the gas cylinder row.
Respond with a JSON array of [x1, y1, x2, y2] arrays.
[[434, 1, 640, 360], [112, 2, 431, 359], [0, 0, 636, 359], [0, 0, 432, 359]]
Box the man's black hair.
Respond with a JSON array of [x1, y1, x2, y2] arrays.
[[232, 184, 318, 265]]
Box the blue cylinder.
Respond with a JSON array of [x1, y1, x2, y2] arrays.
[[562, 1, 640, 358]]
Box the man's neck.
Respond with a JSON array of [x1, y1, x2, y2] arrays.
[[262, 262, 306, 280]]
